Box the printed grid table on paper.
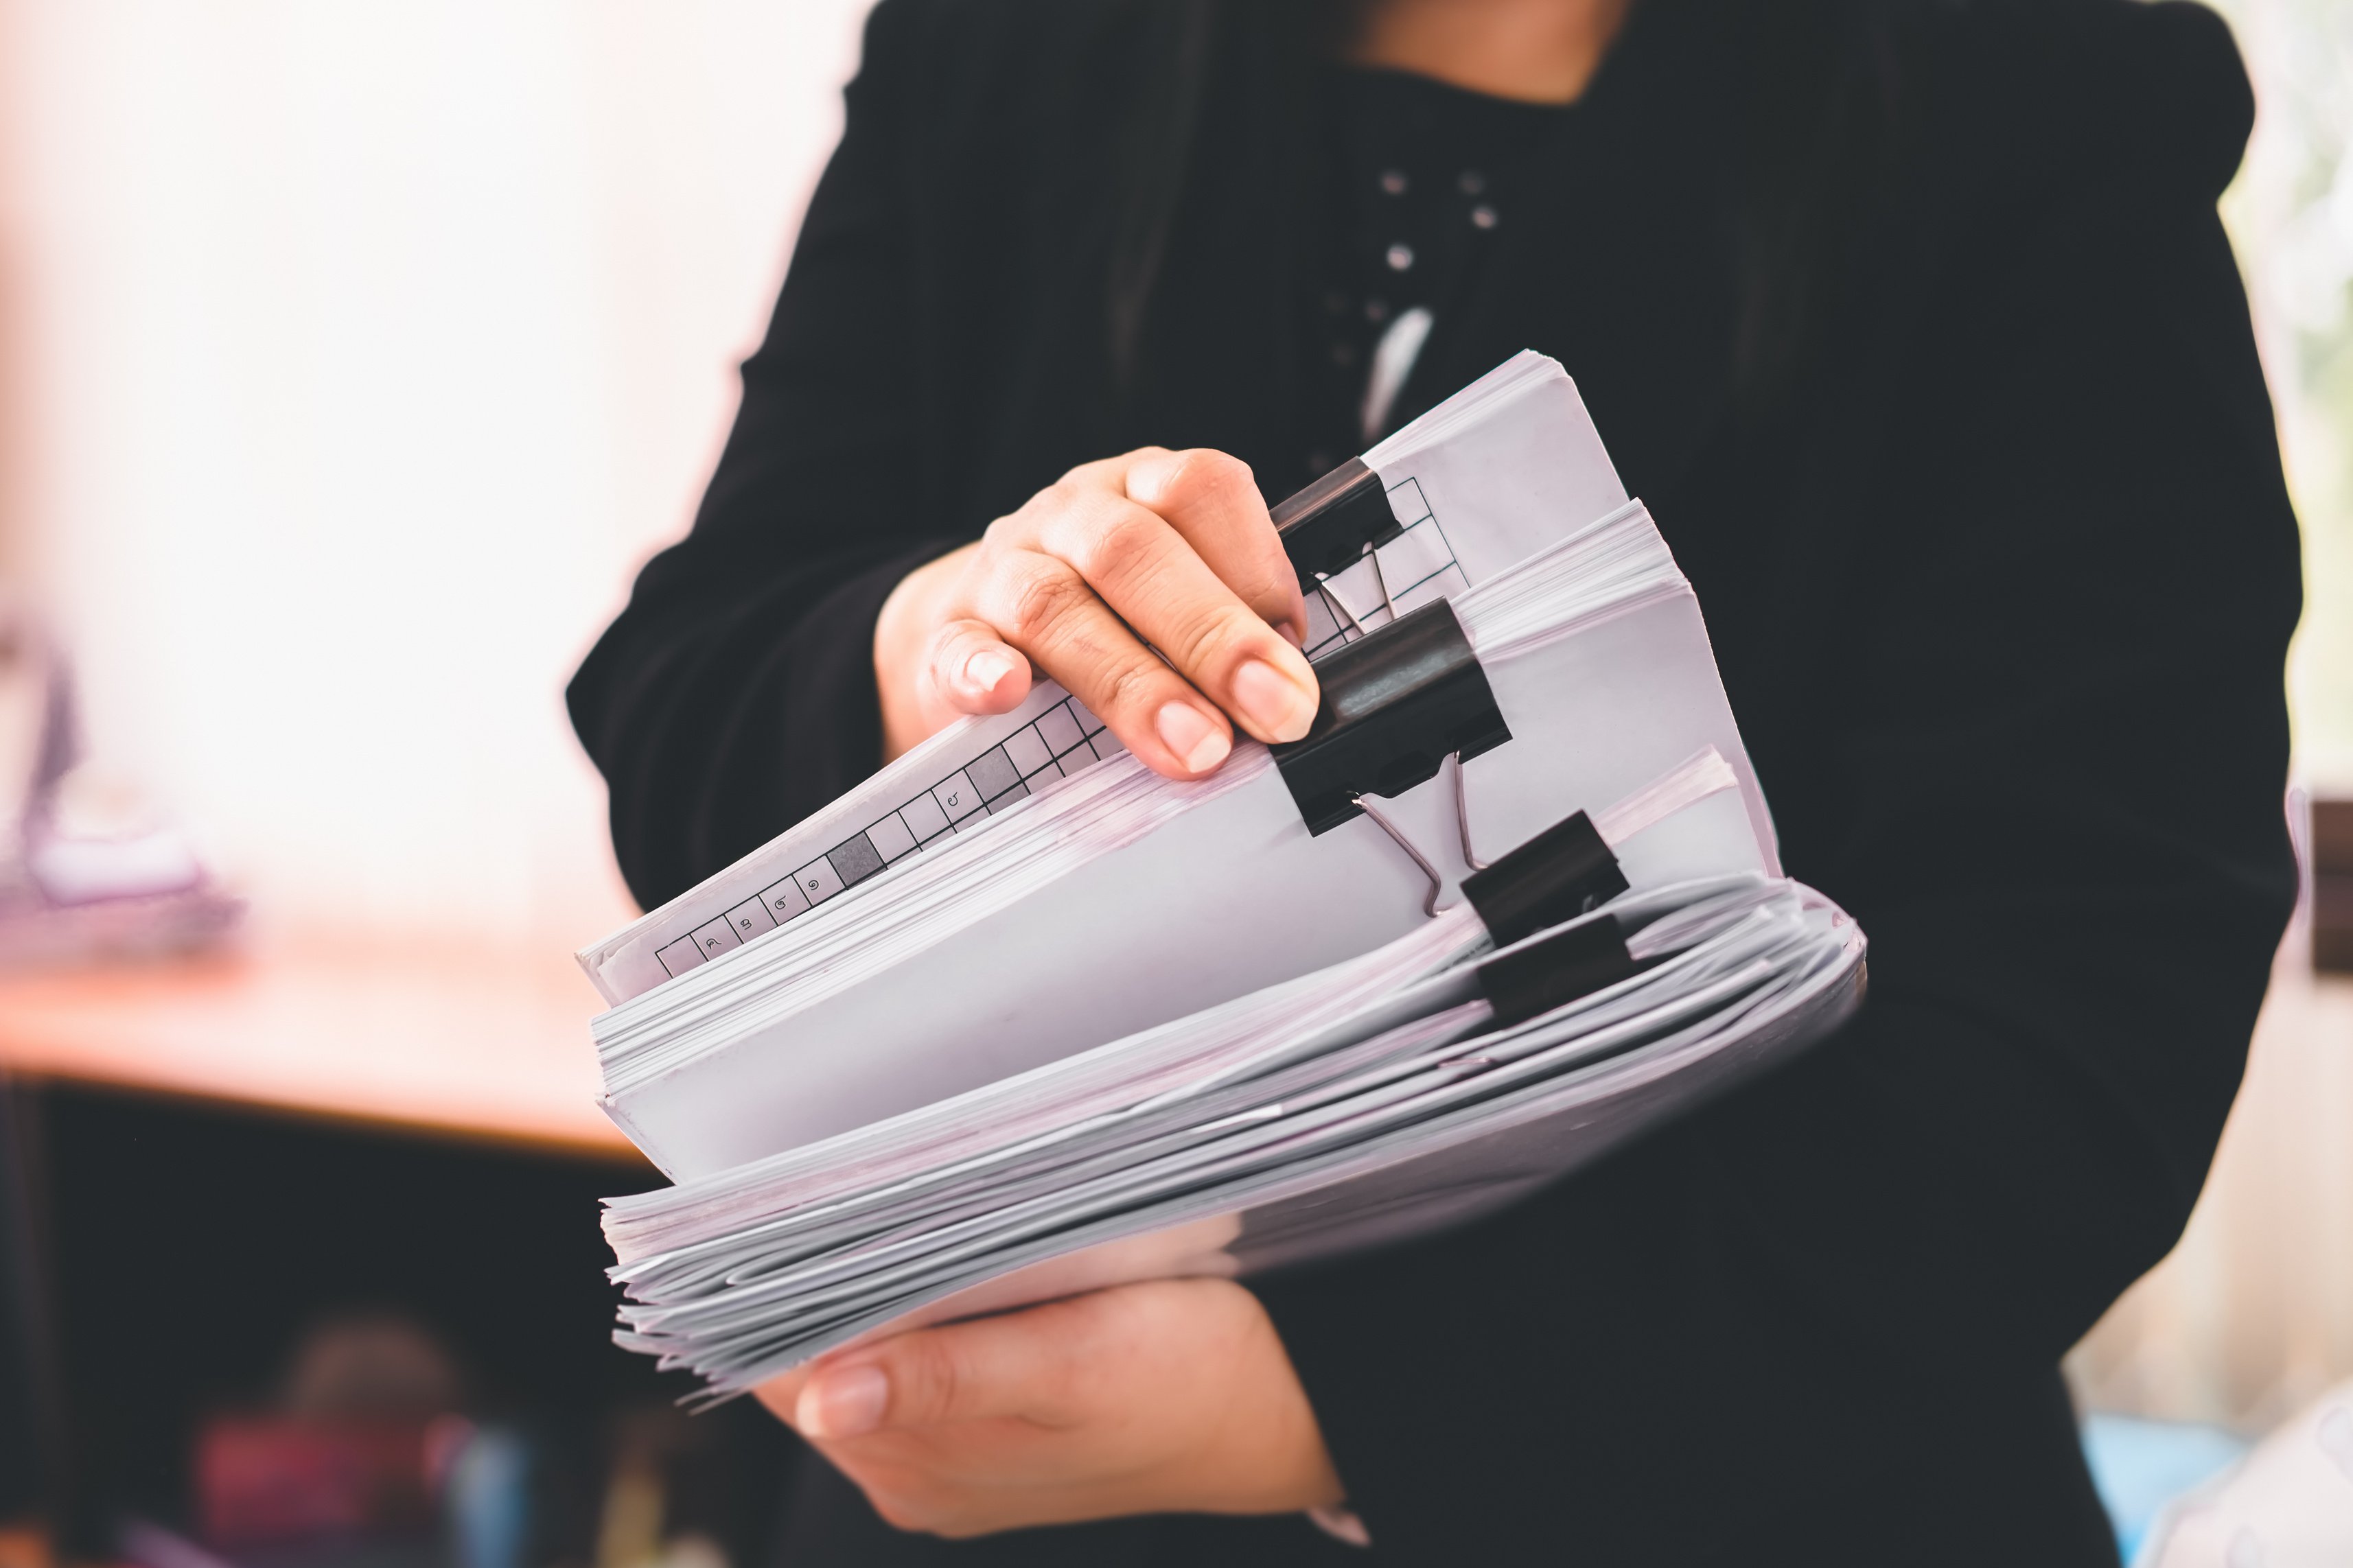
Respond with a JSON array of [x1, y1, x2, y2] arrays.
[[1297, 478, 1470, 657], [653, 695, 1122, 980]]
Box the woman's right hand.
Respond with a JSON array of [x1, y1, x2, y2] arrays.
[[872, 448, 1321, 779]]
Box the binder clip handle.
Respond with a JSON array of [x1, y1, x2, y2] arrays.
[[1349, 752, 1496, 916]]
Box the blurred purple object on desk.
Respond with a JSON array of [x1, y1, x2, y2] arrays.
[[0, 598, 241, 968]]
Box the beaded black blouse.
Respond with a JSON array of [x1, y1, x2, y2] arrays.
[[1298, 67, 1574, 482]]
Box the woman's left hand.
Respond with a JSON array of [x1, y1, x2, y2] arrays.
[[756, 1278, 1345, 1538]]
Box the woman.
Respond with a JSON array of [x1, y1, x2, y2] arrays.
[[568, 0, 2301, 1560]]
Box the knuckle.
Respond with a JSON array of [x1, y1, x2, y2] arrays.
[[1057, 453, 1122, 487], [975, 526, 1032, 581], [1164, 601, 1262, 675], [1163, 447, 1255, 507], [1111, 445, 1171, 476], [1068, 504, 1162, 583], [1038, 482, 1111, 535], [923, 620, 973, 668], [999, 559, 1091, 646], [1095, 655, 1171, 720], [992, 476, 1081, 545], [896, 1335, 964, 1423]]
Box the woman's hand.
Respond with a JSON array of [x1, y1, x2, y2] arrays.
[[874, 448, 1319, 775], [756, 1279, 1345, 1538]]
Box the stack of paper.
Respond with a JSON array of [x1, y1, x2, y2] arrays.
[[607, 841, 1861, 1399], [574, 353, 1868, 1396]]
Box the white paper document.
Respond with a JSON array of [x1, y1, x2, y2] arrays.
[[594, 500, 1778, 1178], [577, 351, 1622, 1007]]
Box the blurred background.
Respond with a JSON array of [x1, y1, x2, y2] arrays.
[[0, 3, 872, 1566], [0, 0, 2345, 1564]]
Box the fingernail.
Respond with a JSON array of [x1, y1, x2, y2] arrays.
[[1230, 658, 1319, 742], [1155, 701, 1231, 774], [798, 1364, 888, 1439], [963, 648, 1020, 694]]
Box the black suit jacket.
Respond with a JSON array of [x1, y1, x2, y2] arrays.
[[568, 1, 2301, 1561]]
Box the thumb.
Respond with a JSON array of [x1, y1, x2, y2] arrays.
[[924, 618, 1032, 716], [796, 1314, 1064, 1439]]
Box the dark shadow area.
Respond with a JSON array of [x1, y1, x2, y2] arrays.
[[16, 1082, 799, 1567]]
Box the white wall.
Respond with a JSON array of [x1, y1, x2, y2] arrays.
[[0, 0, 871, 952]]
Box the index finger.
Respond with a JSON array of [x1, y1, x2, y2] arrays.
[[1087, 449, 1309, 646]]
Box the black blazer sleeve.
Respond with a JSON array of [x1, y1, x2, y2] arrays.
[[1253, 5, 2299, 1560], [566, 0, 958, 911]]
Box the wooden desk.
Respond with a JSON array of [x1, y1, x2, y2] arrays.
[[0, 938, 690, 1547], [0, 938, 637, 1158]]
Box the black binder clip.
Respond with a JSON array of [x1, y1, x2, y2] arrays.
[[1463, 810, 1640, 1026], [1461, 809, 1632, 948], [1272, 458, 1405, 594], [1271, 598, 1511, 838], [1476, 915, 1637, 1029]]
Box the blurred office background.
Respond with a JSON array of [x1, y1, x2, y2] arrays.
[[0, 0, 2346, 1563], [0, 0, 872, 953], [0, 3, 874, 1565]]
